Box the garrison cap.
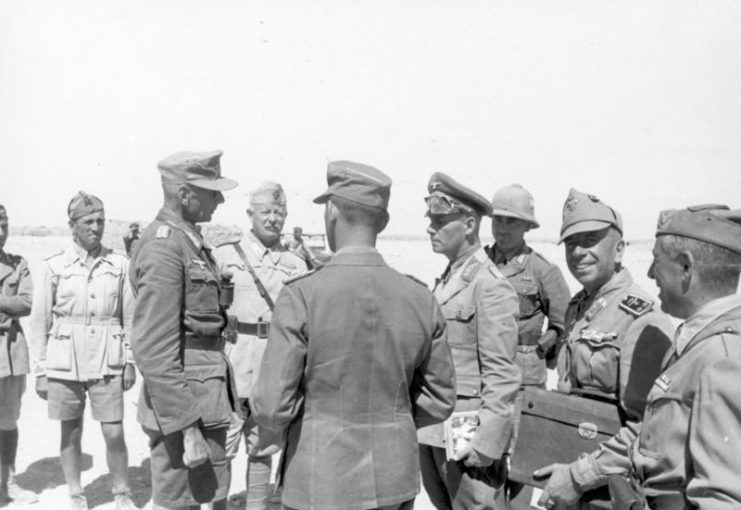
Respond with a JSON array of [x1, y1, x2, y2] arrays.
[[249, 181, 287, 206], [559, 188, 623, 243], [426, 172, 492, 217], [68, 191, 104, 221], [656, 204, 741, 254], [313, 160, 391, 211], [157, 150, 238, 191], [490, 183, 539, 228]]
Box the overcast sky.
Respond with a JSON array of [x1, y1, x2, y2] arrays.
[[2, 1, 740, 239]]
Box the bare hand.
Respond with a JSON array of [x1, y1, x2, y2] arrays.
[[182, 423, 210, 468], [122, 364, 136, 391], [533, 463, 581, 508], [452, 443, 494, 468], [36, 375, 48, 400]]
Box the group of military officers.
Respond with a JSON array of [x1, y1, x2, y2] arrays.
[[0, 151, 740, 510]]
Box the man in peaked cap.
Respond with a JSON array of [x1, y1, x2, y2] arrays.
[[0, 205, 37, 505], [129, 151, 239, 510], [616, 205, 741, 508], [252, 160, 456, 510], [533, 189, 673, 510], [419, 172, 521, 510], [484, 184, 570, 509], [30, 191, 136, 510], [212, 181, 307, 509]]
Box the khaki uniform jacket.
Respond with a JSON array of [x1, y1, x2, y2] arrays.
[[0, 250, 32, 378], [252, 247, 456, 510], [555, 269, 674, 490], [487, 242, 570, 385], [129, 208, 237, 435], [631, 298, 741, 508], [213, 232, 307, 398], [29, 244, 133, 381], [418, 247, 521, 460]]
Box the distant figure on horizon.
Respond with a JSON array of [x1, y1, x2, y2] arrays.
[[122, 223, 140, 257], [30, 191, 136, 510], [285, 225, 320, 269], [0, 204, 37, 505], [253, 160, 456, 510]]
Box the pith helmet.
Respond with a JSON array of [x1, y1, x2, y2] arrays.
[[490, 184, 539, 228]]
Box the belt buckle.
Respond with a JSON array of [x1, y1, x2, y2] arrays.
[[257, 321, 270, 339]]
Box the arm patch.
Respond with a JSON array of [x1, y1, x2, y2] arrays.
[[156, 225, 171, 239], [619, 293, 653, 317]]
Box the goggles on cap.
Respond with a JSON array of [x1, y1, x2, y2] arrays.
[[424, 194, 475, 216]]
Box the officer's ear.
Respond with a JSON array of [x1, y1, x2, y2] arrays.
[[463, 214, 480, 236], [178, 184, 193, 205], [612, 229, 626, 266]]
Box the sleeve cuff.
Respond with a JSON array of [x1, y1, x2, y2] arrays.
[[570, 453, 603, 491]]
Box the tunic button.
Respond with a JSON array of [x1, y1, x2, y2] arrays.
[[90, 294, 96, 299]]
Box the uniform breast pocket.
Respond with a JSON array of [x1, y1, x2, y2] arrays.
[[106, 326, 125, 369], [513, 283, 540, 319], [47, 323, 73, 371], [575, 331, 620, 393], [98, 266, 123, 298], [185, 363, 231, 427], [444, 305, 477, 345], [186, 263, 220, 313]]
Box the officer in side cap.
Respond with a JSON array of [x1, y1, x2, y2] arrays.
[[418, 172, 521, 510], [534, 189, 673, 510], [0, 205, 37, 505], [29, 192, 137, 510], [128, 151, 239, 510], [212, 181, 307, 509], [613, 205, 741, 508], [252, 161, 455, 510]]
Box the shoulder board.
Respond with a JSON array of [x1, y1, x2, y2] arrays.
[[212, 232, 242, 248], [619, 293, 653, 317], [284, 267, 319, 284], [405, 273, 428, 288], [530, 250, 555, 266], [461, 259, 484, 281], [212, 238, 240, 249], [156, 225, 171, 239], [44, 250, 65, 261]]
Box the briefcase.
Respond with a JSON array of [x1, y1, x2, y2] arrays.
[[509, 387, 623, 489]]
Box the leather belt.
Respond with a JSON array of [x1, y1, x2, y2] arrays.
[[237, 321, 270, 339], [184, 335, 225, 351], [516, 345, 539, 353]]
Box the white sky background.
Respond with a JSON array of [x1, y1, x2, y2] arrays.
[[2, 1, 741, 240]]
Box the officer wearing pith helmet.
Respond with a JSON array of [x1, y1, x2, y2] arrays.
[[534, 189, 673, 509], [485, 184, 570, 509], [252, 161, 455, 510], [622, 205, 741, 507], [129, 150, 239, 510], [419, 172, 521, 510]]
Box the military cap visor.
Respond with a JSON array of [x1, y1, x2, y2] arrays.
[[490, 208, 540, 228], [559, 220, 617, 243], [426, 172, 492, 217], [158, 150, 238, 192], [656, 204, 741, 254], [558, 188, 623, 243], [424, 194, 476, 217]]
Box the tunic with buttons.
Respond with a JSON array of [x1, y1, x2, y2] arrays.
[[486, 242, 570, 386], [630, 295, 741, 507], [555, 268, 674, 490], [129, 208, 238, 435], [29, 244, 133, 381], [418, 247, 521, 460], [0, 250, 32, 378], [213, 231, 307, 399]]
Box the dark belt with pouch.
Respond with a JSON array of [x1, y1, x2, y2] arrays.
[[184, 335, 225, 351], [237, 321, 270, 338]]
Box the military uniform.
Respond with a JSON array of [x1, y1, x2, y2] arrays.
[[557, 269, 674, 490], [486, 243, 569, 386], [0, 249, 32, 429], [252, 161, 456, 510], [31, 244, 133, 386], [129, 150, 239, 508]]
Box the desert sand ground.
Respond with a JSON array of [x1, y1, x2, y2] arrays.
[[2, 233, 661, 509]]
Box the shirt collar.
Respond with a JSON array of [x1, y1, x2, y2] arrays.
[[245, 230, 285, 263], [675, 294, 741, 355], [491, 241, 528, 265], [67, 242, 110, 266]]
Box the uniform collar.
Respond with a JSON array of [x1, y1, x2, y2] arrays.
[[66, 243, 112, 267], [571, 268, 633, 305], [156, 208, 204, 251], [326, 246, 385, 266], [490, 241, 529, 266], [674, 294, 741, 355], [245, 230, 285, 263]]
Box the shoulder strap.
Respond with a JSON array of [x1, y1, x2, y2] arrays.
[[233, 243, 275, 311]]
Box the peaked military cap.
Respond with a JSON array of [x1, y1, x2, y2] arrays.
[[250, 181, 287, 206], [68, 191, 104, 221], [158, 150, 238, 191], [313, 160, 391, 211], [426, 172, 492, 217], [656, 204, 741, 254], [559, 188, 623, 242]]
